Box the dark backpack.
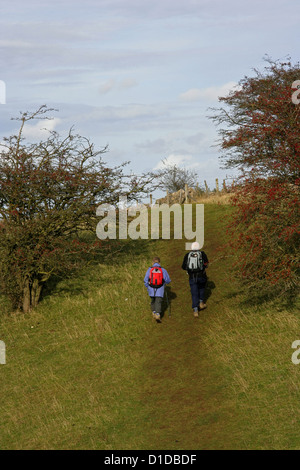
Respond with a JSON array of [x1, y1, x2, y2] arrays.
[[187, 251, 204, 273], [149, 267, 164, 288]]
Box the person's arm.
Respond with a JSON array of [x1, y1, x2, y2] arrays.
[[163, 269, 171, 285], [144, 268, 150, 287], [182, 253, 189, 270], [202, 252, 209, 268]]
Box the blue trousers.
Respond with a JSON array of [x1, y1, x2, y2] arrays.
[[189, 276, 206, 310]]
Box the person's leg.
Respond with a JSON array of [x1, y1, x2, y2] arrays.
[[150, 296, 156, 313], [154, 297, 163, 314], [189, 277, 200, 315], [198, 280, 207, 309], [152, 297, 162, 321]]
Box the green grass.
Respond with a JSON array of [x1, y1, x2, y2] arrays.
[[0, 204, 299, 449], [0, 243, 155, 449]]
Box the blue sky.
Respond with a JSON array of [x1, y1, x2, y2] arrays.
[[0, 0, 299, 196]]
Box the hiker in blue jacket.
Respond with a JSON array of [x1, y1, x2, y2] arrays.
[[144, 257, 171, 322]]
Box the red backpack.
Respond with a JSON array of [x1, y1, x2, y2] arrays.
[[149, 267, 164, 288]]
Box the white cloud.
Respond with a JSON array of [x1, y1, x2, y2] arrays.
[[98, 79, 116, 94], [154, 153, 194, 170], [98, 78, 137, 94], [180, 81, 241, 102], [0, 39, 32, 48], [119, 78, 137, 89], [22, 117, 61, 140], [0, 141, 10, 153], [81, 103, 160, 122]]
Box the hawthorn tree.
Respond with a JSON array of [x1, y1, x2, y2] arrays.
[[210, 58, 300, 296], [156, 158, 199, 193], [0, 106, 156, 312]]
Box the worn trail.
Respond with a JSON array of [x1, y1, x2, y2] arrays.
[[139, 206, 233, 450]]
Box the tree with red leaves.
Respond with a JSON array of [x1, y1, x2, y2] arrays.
[[210, 58, 300, 297], [0, 106, 156, 312]]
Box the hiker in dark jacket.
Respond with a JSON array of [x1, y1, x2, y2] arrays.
[[144, 257, 171, 322], [182, 242, 209, 318]]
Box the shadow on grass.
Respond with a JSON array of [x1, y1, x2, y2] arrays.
[[160, 286, 177, 319], [239, 288, 299, 311], [205, 279, 216, 302], [40, 237, 157, 303], [41, 274, 86, 301]]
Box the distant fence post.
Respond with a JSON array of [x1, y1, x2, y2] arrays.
[[204, 180, 209, 194], [216, 178, 219, 194], [179, 189, 183, 204], [150, 194, 153, 206], [166, 190, 170, 205], [185, 184, 189, 203], [222, 179, 227, 192]]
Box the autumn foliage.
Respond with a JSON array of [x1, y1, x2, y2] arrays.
[[211, 59, 300, 296]]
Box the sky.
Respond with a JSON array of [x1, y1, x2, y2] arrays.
[[0, 0, 299, 198]]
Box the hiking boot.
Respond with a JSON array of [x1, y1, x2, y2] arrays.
[[193, 311, 199, 318], [199, 302, 207, 310], [155, 313, 161, 322], [152, 312, 157, 319]]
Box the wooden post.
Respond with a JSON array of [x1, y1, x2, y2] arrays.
[[185, 184, 188, 203], [216, 178, 219, 194], [204, 180, 209, 194], [166, 190, 170, 205], [150, 194, 153, 206], [223, 179, 226, 192], [179, 189, 183, 204]]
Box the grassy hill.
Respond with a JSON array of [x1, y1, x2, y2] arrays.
[[0, 203, 299, 450]]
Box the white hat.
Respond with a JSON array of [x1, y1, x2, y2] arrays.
[[191, 241, 200, 250]]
